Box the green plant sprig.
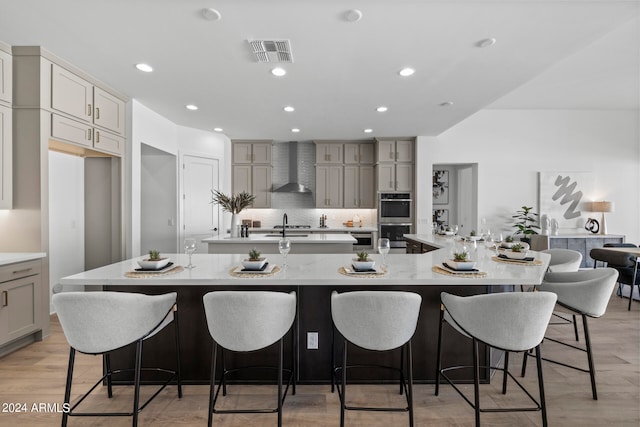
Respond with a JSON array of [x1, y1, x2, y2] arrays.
[[512, 205, 541, 236]]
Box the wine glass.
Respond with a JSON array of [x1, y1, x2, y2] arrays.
[[184, 237, 197, 269], [378, 238, 390, 269], [491, 232, 503, 253], [278, 238, 291, 269]]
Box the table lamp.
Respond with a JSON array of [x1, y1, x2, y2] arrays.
[[590, 201, 614, 235]]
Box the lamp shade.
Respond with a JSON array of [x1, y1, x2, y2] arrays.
[[590, 201, 614, 213]]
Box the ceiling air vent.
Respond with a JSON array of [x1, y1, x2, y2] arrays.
[[248, 39, 293, 63]]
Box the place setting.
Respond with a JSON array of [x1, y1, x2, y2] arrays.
[[491, 240, 543, 266], [125, 249, 184, 278], [339, 238, 389, 277], [230, 247, 281, 277], [432, 246, 488, 277]]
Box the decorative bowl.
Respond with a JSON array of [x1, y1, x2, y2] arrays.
[[500, 241, 530, 250], [446, 259, 477, 270], [242, 258, 267, 270], [466, 235, 482, 241], [443, 230, 456, 236], [137, 258, 171, 270], [352, 258, 375, 270], [498, 248, 530, 260]]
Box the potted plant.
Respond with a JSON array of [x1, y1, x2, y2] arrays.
[[353, 250, 375, 270], [138, 250, 170, 270], [447, 250, 476, 270], [211, 190, 256, 237], [499, 242, 530, 260], [512, 205, 540, 243], [242, 247, 267, 270]]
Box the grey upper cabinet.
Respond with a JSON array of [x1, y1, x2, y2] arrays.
[[0, 104, 11, 209], [233, 141, 272, 164], [377, 139, 413, 163], [344, 142, 375, 164], [315, 142, 343, 164], [232, 141, 273, 208], [93, 87, 125, 135], [0, 49, 12, 104], [375, 139, 414, 192]]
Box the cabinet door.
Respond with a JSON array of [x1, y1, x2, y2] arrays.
[[93, 87, 125, 135], [316, 143, 342, 164], [344, 143, 360, 164], [395, 163, 413, 191], [251, 165, 272, 208], [395, 140, 413, 162], [377, 140, 395, 162], [232, 165, 252, 194], [51, 64, 93, 122], [377, 164, 395, 192], [94, 129, 125, 156], [344, 166, 359, 208], [233, 143, 253, 164], [51, 114, 93, 148], [359, 165, 376, 208], [0, 105, 11, 209], [251, 143, 272, 164], [316, 166, 343, 207], [0, 274, 41, 345], [359, 143, 375, 164], [0, 50, 12, 104]]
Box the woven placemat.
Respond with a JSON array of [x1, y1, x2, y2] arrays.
[[338, 266, 387, 278], [230, 265, 281, 277], [432, 265, 488, 278], [491, 256, 543, 266], [125, 265, 184, 278]]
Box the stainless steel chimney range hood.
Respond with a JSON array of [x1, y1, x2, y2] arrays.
[[273, 141, 312, 193]]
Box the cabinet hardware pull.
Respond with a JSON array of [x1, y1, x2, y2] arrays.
[[12, 268, 32, 275], [2, 291, 7, 307], [88, 104, 92, 116], [96, 131, 100, 143], [87, 128, 92, 140], [95, 107, 100, 119]]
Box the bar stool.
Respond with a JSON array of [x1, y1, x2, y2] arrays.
[[522, 268, 619, 400], [542, 248, 583, 340], [52, 291, 182, 427], [436, 291, 557, 427], [202, 291, 296, 427], [331, 290, 422, 427]]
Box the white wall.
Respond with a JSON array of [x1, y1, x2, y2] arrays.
[[48, 151, 84, 311], [129, 100, 231, 256], [415, 109, 640, 244]]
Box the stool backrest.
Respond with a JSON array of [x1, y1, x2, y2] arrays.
[[331, 291, 422, 351], [590, 247, 637, 268], [542, 248, 582, 272], [540, 268, 619, 317], [52, 291, 177, 354], [203, 291, 296, 352], [441, 291, 557, 352]]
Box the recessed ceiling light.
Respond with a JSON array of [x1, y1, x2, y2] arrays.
[[291, 128, 300, 133], [399, 68, 415, 77], [364, 129, 373, 133], [271, 67, 287, 77], [201, 8, 221, 21], [439, 101, 454, 107], [283, 106, 295, 112], [214, 127, 223, 132], [135, 63, 153, 73], [477, 38, 497, 48], [376, 106, 388, 113], [344, 9, 363, 22], [186, 104, 198, 111]]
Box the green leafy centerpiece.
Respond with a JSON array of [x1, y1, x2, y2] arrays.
[[242, 247, 267, 270], [352, 250, 375, 270], [138, 249, 171, 270]]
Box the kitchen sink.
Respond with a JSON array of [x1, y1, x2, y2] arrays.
[[263, 234, 309, 237]]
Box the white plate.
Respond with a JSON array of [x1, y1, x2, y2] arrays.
[[497, 248, 531, 260], [343, 265, 383, 274], [233, 263, 276, 274], [439, 263, 480, 274]]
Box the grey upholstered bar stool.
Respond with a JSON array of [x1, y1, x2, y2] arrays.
[[436, 291, 557, 427], [52, 291, 182, 427], [202, 291, 296, 427], [522, 267, 619, 400], [542, 248, 583, 272], [331, 290, 422, 427]]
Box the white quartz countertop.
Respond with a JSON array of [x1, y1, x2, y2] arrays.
[[248, 226, 378, 233], [0, 252, 47, 266], [58, 247, 550, 287], [203, 233, 357, 244]]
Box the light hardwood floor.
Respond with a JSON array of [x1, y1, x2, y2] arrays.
[[0, 291, 638, 426]]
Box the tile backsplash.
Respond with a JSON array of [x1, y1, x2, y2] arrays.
[[240, 208, 377, 228]]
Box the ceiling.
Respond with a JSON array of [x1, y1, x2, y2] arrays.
[[0, 1, 638, 141]]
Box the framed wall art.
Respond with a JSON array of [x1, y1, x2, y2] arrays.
[[433, 170, 449, 204], [538, 171, 593, 229], [433, 208, 449, 227]]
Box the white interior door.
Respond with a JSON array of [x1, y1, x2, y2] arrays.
[[182, 155, 219, 253]]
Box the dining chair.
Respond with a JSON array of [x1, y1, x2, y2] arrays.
[[590, 243, 639, 310], [53, 291, 182, 427], [202, 291, 297, 427], [331, 290, 422, 427], [436, 291, 557, 427]]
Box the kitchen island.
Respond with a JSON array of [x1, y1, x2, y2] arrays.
[[58, 249, 550, 385], [203, 233, 357, 254]]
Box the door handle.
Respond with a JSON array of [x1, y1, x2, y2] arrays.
[[87, 104, 92, 116], [2, 291, 7, 307], [95, 107, 100, 119]]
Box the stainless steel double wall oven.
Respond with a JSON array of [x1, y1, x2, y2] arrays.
[[378, 192, 412, 248]]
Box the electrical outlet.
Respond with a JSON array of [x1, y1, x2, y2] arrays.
[[307, 332, 319, 350]]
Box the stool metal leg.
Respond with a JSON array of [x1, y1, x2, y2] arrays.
[[208, 342, 217, 427], [399, 345, 405, 395], [502, 351, 509, 394], [132, 340, 143, 427], [174, 307, 183, 398], [472, 339, 481, 427], [340, 341, 347, 427], [535, 345, 549, 427], [331, 325, 336, 393], [104, 353, 113, 398], [61, 347, 75, 427], [435, 304, 444, 396], [582, 314, 598, 400], [407, 341, 414, 427], [278, 339, 283, 427]]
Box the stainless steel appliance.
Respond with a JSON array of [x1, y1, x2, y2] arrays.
[[378, 193, 412, 223], [379, 223, 412, 248], [352, 232, 374, 251]]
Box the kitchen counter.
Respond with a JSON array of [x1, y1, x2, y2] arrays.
[[249, 226, 378, 233], [57, 248, 549, 384], [0, 253, 47, 266], [203, 233, 357, 254]]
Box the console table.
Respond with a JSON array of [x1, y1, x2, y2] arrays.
[[549, 234, 625, 268]]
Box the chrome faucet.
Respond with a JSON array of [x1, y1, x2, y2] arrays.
[[282, 213, 288, 238]]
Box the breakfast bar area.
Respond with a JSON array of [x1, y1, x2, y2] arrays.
[[58, 248, 551, 385]]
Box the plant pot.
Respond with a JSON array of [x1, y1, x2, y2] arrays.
[[230, 214, 241, 238]]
